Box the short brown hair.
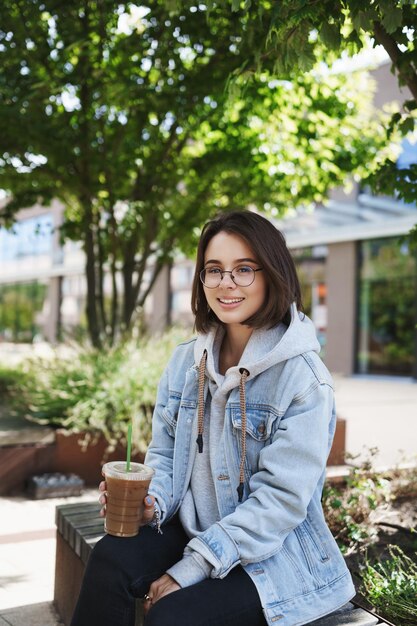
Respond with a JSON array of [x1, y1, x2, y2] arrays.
[[191, 210, 302, 333]]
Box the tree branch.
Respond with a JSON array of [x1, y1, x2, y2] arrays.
[[373, 20, 417, 101]]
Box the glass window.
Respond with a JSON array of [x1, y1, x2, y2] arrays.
[[357, 237, 417, 376], [0, 213, 53, 261], [295, 254, 327, 355], [0, 281, 48, 342]]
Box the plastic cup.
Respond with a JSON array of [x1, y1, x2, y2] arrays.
[[102, 461, 155, 537]]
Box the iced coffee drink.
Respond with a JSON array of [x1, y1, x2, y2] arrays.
[[102, 461, 155, 537]]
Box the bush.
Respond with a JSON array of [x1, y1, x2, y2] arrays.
[[0, 364, 32, 398], [360, 545, 417, 625], [323, 448, 417, 555], [322, 450, 392, 554], [4, 327, 191, 452], [387, 463, 417, 501]]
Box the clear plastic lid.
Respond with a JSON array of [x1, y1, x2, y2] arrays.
[[102, 461, 155, 481]]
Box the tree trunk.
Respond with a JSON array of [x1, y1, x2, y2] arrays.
[[97, 225, 108, 338], [84, 205, 102, 348]]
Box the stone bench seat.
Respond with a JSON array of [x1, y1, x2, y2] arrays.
[[54, 502, 392, 626]]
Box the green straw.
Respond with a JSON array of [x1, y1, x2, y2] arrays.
[[126, 422, 132, 472]]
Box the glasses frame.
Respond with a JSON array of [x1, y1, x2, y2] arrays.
[[200, 266, 263, 289]]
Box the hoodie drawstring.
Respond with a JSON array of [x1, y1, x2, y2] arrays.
[[237, 367, 249, 502], [196, 350, 207, 453], [196, 351, 249, 503]]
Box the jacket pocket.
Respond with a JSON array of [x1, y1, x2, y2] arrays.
[[294, 518, 330, 582], [161, 393, 182, 437], [230, 405, 281, 476], [231, 405, 279, 442]]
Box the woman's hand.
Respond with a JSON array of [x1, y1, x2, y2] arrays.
[[98, 481, 107, 517], [143, 574, 180, 616], [98, 480, 156, 526]]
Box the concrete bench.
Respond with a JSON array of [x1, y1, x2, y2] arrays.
[[54, 502, 392, 626]]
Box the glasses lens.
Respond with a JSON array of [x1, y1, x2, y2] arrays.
[[232, 266, 255, 286], [200, 268, 222, 288]]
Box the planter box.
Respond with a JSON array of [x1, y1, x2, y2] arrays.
[[0, 442, 55, 495], [49, 430, 145, 486], [328, 417, 346, 466], [0, 428, 145, 495]]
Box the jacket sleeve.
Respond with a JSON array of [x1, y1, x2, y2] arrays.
[[186, 380, 335, 579], [144, 366, 175, 524], [144, 340, 196, 524]]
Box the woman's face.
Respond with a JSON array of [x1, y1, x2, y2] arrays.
[[202, 231, 266, 328]]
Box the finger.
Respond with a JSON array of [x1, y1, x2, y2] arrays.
[[99, 481, 107, 492], [99, 493, 107, 505], [143, 597, 152, 616], [145, 494, 155, 508], [153, 582, 179, 604], [141, 495, 156, 525], [99, 505, 106, 518], [148, 581, 158, 598]]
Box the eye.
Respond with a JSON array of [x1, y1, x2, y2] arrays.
[[235, 265, 253, 274], [206, 267, 222, 275]]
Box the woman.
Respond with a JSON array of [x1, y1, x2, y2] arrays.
[[71, 210, 355, 626]]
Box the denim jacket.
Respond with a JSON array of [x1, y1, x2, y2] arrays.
[[145, 307, 355, 626]]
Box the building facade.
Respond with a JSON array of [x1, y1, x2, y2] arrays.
[[282, 193, 417, 379]]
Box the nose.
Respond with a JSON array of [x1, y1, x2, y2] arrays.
[[220, 272, 236, 288]]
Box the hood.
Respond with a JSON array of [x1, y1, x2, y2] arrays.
[[194, 303, 320, 387]]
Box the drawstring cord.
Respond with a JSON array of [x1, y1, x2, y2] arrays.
[[196, 350, 249, 503], [237, 368, 249, 502], [196, 350, 207, 453]]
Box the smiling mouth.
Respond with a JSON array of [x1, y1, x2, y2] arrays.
[[218, 298, 244, 304]]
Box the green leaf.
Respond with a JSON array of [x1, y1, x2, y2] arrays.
[[319, 22, 342, 49], [404, 99, 417, 112], [351, 11, 372, 33], [399, 116, 416, 135], [380, 2, 403, 34]]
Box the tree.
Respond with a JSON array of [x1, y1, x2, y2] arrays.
[[0, 1, 390, 346], [187, 0, 417, 238]]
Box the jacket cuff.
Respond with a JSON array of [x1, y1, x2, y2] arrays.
[[187, 522, 241, 578], [167, 550, 212, 588]]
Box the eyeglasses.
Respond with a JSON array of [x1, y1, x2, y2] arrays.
[[200, 265, 263, 289]]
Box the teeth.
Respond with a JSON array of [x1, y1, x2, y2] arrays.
[[219, 298, 244, 304]]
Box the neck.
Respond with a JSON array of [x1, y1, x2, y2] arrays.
[[219, 324, 253, 374]]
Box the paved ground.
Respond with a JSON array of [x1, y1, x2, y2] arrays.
[[333, 375, 417, 468], [0, 490, 97, 626], [0, 374, 416, 625]]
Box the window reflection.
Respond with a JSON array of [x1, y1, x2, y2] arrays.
[[0, 213, 53, 261], [357, 237, 417, 376]]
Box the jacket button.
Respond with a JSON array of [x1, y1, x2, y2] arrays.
[[258, 423, 266, 434]]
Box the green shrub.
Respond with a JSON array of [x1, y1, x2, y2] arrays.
[[360, 545, 417, 625], [323, 451, 392, 554], [0, 364, 33, 397], [387, 463, 417, 500], [8, 327, 191, 452], [323, 448, 417, 555]]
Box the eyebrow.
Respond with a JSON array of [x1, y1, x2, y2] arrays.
[[204, 258, 258, 265]]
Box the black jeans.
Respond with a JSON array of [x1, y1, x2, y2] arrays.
[[70, 517, 267, 626]]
